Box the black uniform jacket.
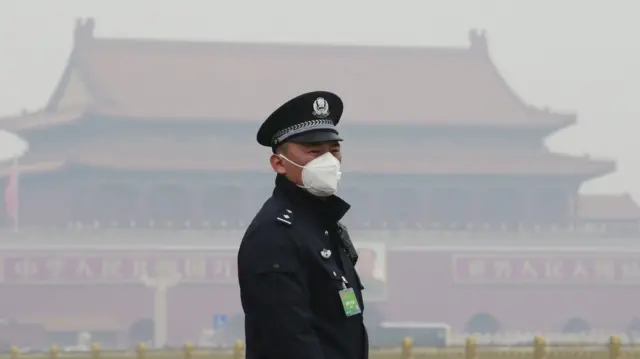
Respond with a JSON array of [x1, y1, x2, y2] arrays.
[[238, 175, 368, 359]]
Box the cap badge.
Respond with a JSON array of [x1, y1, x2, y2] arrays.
[[312, 97, 330, 118]]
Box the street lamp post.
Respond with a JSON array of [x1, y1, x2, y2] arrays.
[[140, 266, 182, 348]]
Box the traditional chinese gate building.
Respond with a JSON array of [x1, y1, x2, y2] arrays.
[[1, 18, 640, 345]]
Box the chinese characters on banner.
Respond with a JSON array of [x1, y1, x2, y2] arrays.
[[0, 251, 237, 284], [453, 254, 640, 284]]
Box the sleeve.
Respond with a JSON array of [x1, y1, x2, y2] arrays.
[[238, 223, 324, 359]]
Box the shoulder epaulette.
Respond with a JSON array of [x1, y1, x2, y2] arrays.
[[275, 209, 293, 226]]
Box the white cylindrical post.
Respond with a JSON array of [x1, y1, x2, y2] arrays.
[[140, 269, 181, 348], [154, 286, 168, 348]]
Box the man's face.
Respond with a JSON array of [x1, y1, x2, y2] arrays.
[[269, 140, 341, 186]]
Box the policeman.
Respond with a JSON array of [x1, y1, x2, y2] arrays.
[[237, 91, 368, 359]]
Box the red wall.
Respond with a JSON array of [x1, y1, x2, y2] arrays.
[[384, 250, 640, 332], [2, 247, 640, 342]]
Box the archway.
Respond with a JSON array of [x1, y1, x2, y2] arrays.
[[128, 318, 154, 345], [562, 317, 591, 333], [466, 313, 500, 334], [363, 304, 385, 330], [627, 317, 640, 336], [226, 313, 245, 341]]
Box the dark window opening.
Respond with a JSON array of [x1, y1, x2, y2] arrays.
[[430, 188, 473, 224], [91, 184, 139, 226], [146, 185, 191, 226], [466, 313, 501, 334], [201, 186, 247, 228], [532, 188, 567, 223], [477, 188, 523, 226]]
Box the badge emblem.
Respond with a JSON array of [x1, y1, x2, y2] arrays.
[[320, 248, 332, 259], [312, 97, 330, 118]]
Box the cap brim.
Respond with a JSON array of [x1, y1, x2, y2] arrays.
[[288, 130, 343, 144]]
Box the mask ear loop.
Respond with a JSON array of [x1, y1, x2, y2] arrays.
[[278, 154, 304, 169], [278, 154, 312, 190], [281, 153, 341, 168]]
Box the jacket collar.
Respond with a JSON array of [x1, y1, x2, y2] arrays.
[[273, 174, 350, 223]]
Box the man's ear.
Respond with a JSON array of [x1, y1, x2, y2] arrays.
[[269, 154, 287, 175]]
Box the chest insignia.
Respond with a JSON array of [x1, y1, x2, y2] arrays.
[[320, 248, 332, 259]]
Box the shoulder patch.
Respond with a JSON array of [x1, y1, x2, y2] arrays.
[[275, 209, 293, 226]]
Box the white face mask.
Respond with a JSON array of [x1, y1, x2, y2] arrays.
[[279, 152, 342, 197]]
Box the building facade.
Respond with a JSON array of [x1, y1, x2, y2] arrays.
[[1, 18, 639, 346]]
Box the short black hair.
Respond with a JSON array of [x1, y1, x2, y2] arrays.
[[272, 142, 289, 154]]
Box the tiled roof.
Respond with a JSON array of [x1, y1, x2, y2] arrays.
[[6, 140, 613, 176], [36, 18, 574, 128], [0, 108, 84, 132], [72, 151, 613, 176], [0, 161, 65, 178], [577, 194, 640, 220]]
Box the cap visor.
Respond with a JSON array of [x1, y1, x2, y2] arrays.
[[288, 130, 343, 144]]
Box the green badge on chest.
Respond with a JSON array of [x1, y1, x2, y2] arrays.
[[339, 288, 362, 317]]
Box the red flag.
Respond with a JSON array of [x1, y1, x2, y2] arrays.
[[4, 164, 19, 223]]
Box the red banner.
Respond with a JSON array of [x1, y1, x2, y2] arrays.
[[452, 253, 640, 285], [0, 251, 237, 284]]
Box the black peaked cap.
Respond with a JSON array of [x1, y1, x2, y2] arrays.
[[256, 91, 344, 148]]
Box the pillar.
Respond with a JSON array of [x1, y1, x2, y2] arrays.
[[153, 286, 169, 347], [140, 270, 182, 348]]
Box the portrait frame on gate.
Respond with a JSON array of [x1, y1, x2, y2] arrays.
[[354, 242, 387, 302]]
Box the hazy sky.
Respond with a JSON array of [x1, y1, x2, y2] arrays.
[[2, 0, 639, 197]]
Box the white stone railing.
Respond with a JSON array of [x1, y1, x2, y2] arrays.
[[0, 220, 638, 241], [449, 331, 640, 346], [51, 219, 632, 233]]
